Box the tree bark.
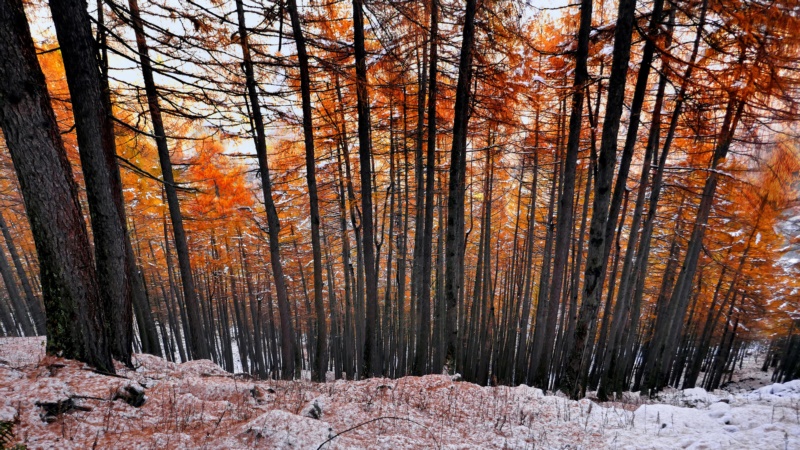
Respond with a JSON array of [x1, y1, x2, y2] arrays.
[[564, 0, 636, 399], [234, 0, 296, 377], [443, 0, 479, 368], [125, 0, 208, 360], [49, 0, 135, 363], [352, 0, 381, 377], [413, 0, 439, 375], [286, 0, 327, 382], [0, 0, 113, 371]]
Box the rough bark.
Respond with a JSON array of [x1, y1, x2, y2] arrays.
[[443, 0, 479, 368], [49, 0, 135, 363], [286, 0, 327, 382], [352, 0, 381, 377], [563, 0, 636, 399], [0, 0, 113, 371]]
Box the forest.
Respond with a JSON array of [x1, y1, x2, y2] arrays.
[[1, 0, 800, 407]]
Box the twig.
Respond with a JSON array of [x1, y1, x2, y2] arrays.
[[316, 416, 439, 450]]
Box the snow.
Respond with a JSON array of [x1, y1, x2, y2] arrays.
[[749, 379, 800, 399], [1, 337, 799, 449]]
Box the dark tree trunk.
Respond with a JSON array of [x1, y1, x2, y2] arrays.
[[352, 0, 381, 377], [564, 0, 636, 399], [532, 0, 592, 391], [413, 0, 439, 375], [234, 0, 295, 378], [645, 97, 744, 395], [334, 74, 365, 376], [125, 0, 208, 360], [49, 0, 135, 363], [0, 0, 113, 371], [409, 18, 428, 378], [636, 0, 709, 394], [334, 142, 356, 379], [0, 240, 32, 335], [0, 294, 18, 336], [0, 210, 43, 333], [286, 0, 327, 382], [515, 147, 539, 382], [443, 0, 479, 368]]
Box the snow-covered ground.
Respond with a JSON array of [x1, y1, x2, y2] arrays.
[[0, 337, 798, 449]]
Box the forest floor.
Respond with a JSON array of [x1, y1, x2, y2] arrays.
[[0, 337, 798, 449]]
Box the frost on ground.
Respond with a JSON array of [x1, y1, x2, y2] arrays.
[[0, 337, 798, 449]]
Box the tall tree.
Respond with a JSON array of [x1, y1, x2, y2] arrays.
[[530, 0, 593, 390], [49, 0, 135, 363], [234, 0, 296, 378], [563, 0, 637, 399], [286, 0, 327, 382], [443, 0, 479, 369], [125, 0, 208, 359], [352, 0, 381, 377], [0, 0, 113, 371], [413, 0, 438, 376]]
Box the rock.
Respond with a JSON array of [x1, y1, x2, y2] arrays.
[[35, 398, 90, 423], [302, 398, 324, 420], [114, 384, 146, 407], [241, 410, 333, 449], [680, 387, 719, 407]]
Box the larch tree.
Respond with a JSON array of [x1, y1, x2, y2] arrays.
[[0, 0, 114, 372]]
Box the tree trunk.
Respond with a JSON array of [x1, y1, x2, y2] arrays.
[[0, 0, 113, 371], [49, 0, 136, 363], [443, 0, 479, 368], [413, 0, 439, 375], [0, 210, 44, 333], [563, 0, 636, 399], [125, 0, 208, 360], [0, 240, 32, 335], [234, 0, 296, 378], [352, 0, 381, 377], [286, 0, 327, 382]]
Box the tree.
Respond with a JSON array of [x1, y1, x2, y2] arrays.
[[0, 0, 113, 371], [126, 0, 208, 360], [562, 0, 637, 398], [286, 0, 327, 382], [443, 0, 479, 369], [234, 0, 296, 378], [352, 0, 381, 377], [49, 0, 136, 364]]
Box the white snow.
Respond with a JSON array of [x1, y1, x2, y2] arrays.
[[0, 337, 798, 449]]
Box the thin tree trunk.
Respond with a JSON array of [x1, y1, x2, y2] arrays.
[[286, 0, 327, 382], [564, 0, 637, 399], [0, 241, 31, 335], [413, 0, 439, 375], [0, 210, 43, 332], [126, 0, 207, 360], [443, 0, 479, 368], [235, 0, 295, 378], [352, 0, 381, 377]]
